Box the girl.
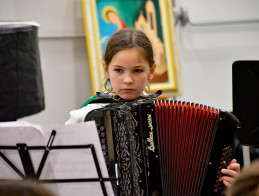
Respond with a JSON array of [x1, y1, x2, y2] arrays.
[[66, 28, 240, 192], [65, 28, 156, 124]]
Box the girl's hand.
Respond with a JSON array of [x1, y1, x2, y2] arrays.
[[221, 159, 240, 189]]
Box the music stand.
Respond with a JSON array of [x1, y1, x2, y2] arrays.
[[0, 121, 115, 196]]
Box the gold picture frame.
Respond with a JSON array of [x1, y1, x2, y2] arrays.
[[81, 0, 182, 97]]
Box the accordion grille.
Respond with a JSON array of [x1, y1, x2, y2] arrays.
[[155, 100, 219, 196]]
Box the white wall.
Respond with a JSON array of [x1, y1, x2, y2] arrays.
[[174, 0, 259, 110], [0, 0, 259, 124]]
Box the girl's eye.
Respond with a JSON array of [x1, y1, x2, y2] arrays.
[[135, 69, 143, 73], [114, 68, 122, 73]]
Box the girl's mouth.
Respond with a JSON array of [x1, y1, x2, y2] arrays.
[[122, 89, 134, 92]]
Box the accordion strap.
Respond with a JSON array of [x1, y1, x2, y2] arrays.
[[96, 90, 162, 102]]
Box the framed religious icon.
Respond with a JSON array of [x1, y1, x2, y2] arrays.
[[81, 0, 182, 97]]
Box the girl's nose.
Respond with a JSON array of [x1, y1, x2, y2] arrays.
[[123, 74, 133, 84]]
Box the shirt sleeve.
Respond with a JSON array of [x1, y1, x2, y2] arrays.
[[65, 103, 108, 125]]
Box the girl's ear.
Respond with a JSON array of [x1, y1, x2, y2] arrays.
[[103, 61, 110, 79], [148, 63, 156, 81]]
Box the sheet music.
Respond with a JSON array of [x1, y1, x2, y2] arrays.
[[0, 121, 114, 196]]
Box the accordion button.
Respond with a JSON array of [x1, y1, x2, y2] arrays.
[[100, 126, 105, 131], [101, 138, 106, 143], [100, 132, 106, 137], [102, 145, 107, 150]]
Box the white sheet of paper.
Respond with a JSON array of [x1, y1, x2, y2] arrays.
[[0, 121, 114, 196]]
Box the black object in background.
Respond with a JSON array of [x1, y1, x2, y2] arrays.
[[233, 60, 259, 146], [0, 23, 45, 121]]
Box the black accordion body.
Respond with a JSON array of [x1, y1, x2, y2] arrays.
[[85, 99, 239, 196]]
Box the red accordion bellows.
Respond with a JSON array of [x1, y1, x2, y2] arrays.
[[155, 100, 222, 196]]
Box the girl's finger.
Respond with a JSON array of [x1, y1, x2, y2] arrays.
[[221, 168, 239, 178]]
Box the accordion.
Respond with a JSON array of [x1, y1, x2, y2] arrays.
[[85, 99, 239, 196]]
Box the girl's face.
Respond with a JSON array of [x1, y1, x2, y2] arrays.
[[103, 48, 156, 100]]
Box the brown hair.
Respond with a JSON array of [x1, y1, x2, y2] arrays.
[[103, 28, 155, 92], [0, 180, 55, 196]]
